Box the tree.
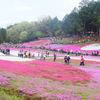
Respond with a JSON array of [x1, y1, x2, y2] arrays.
[[48, 17, 62, 37], [35, 31, 43, 38], [79, 0, 89, 8], [62, 8, 83, 37], [79, 0, 100, 39], [0, 28, 7, 43], [19, 31, 28, 42]]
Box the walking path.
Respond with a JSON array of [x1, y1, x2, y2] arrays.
[[0, 55, 33, 61], [0, 50, 100, 62], [0, 52, 33, 61]]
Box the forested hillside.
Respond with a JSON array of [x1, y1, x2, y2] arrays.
[[0, 0, 100, 43]]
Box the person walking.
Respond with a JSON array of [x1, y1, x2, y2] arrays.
[[53, 53, 56, 62], [64, 56, 67, 64], [43, 54, 46, 60], [40, 52, 44, 60], [67, 55, 70, 64], [28, 51, 31, 58], [26, 51, 28, 58], [80, 56, 85, 66]]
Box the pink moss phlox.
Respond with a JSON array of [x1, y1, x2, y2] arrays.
[[0, 60, 91, 83], [0, 75, 9, 86]]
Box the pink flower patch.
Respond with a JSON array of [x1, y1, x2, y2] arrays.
[[0, 60, 91, 83]]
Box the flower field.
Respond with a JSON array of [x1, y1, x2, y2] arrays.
[[22, 40, 50, 47], [0, 40, 100, 100], [0, 60, 91, 83], [1, 39, 100, 56], [0, 71, 89, 100], [45, 43, 100, 54], [1, 59, 99, 99]]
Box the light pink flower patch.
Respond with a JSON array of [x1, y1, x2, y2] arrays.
[[91, 64, 100, 66], [88, 94, 100, 100], [45, 43, 100, 55], [22, 40, 50, 47]]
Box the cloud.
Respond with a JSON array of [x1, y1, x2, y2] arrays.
[[13, 0, 32, 12], [15, 6, 32, 12]]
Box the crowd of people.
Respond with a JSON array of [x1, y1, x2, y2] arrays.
[[0, 47, 86, 66], [39, 46, 100, 56], [64, 55, 70, 64], [92, 51, 99, 56], [18, 50, 50, 60], [0, 48, 10, 55], [54, 53, 84, 66], [18, 50, 33, 58]]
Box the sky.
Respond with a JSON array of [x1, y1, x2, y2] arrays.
[[0, 0, 81, 28]]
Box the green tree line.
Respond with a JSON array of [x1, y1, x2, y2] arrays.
[[0, 0, 100, 43]]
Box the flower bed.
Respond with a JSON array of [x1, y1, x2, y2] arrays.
[[45, 43, 100, 55], [81, 43, 100, 50], [0, 72, 83, 99], [0, 59, 100, 99], [22, 40, 50, 47], [0, 60, 91, 83], [0, 68, 99, 100], [0, 75, 9, 86]]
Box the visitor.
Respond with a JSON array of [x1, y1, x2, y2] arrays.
[[32, 53, 35, 58], [38, 52, 40, 57], [26, 51, 28, 58], [75, 50, 78, 56], [79, 50, 81, 56], [28, 51, 31, 58], [92, 51, 94, 56], [53, 53, 56, 62], [67, 55, 70, 64], [43, 53, 46, 60], [68, 50, 70, 55], [47, 51, 49, 57], [21, 50, 24, 58], [8, 49, 10, 55], [64, 56, 67, 64], [18, 50, 21, 57], [45, 51, 48, 57], [40, 52, 44, 60], [7, 49, 9, 55], [70, 50, 73, 54], [96, 51, 99, 56], [20, 50, 22, 57], [94, 51, 96, 56], [24, 51, 27, 58], [97, 51, 99, 56], [83, 50, 86, 55], [86, 51, 88, 56], [80, 56, 85, 66]]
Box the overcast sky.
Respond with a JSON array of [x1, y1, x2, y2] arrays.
[[0, 0, 81, 28]]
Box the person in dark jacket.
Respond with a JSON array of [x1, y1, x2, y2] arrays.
[[64, 56, 67, 64], [53, 53, 56, 62], [67, 55, 70, 64]]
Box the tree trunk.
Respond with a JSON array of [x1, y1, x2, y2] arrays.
[[83, 22, 85, 35], [99, 27, 100, 41]]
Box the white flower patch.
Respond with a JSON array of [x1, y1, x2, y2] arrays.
[[81, 44, 100, 50]]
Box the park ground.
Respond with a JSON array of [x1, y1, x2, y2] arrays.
[[0, 39, 100, 100]]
